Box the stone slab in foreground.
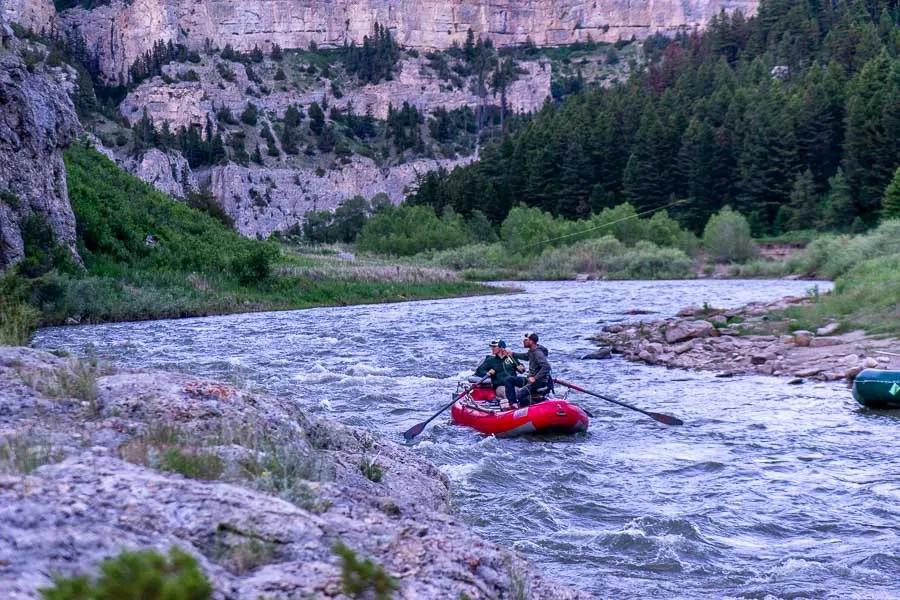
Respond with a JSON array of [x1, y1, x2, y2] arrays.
[[0, 347, 589, 599]]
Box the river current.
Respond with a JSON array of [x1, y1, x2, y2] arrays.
[[34, 280, 900, 599]]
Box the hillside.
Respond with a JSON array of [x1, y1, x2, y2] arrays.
[[409, 0, 900, 235]]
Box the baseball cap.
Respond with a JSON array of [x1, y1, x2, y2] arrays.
[[489, 339, 508, 348], [523, 332, 539, 342]]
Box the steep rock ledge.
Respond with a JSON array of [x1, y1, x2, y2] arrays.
[[0, 24, 80, 270], [204, 154, 475, 238], [119, 55, 551, 130], [60, 0, 759, 81], [0, 347, 589, 599]]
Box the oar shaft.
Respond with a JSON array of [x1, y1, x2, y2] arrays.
[[404, 373, 492, 440], [554, 378, 651, 416], [553, 378, 682, 425]]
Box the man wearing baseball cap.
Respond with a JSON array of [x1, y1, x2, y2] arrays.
[[504, 332, 552, 407], [474, 340, 522, 401]]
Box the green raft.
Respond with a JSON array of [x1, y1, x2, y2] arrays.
[[852, 369, 900, 409]]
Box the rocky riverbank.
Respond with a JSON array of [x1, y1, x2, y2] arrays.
[[0, 347, 587, 599], [589, 296, 900, 382]]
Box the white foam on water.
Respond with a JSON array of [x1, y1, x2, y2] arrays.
[[440, 461, 481, 483]]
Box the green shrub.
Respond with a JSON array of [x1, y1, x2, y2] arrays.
[[604, 242, 693, 279], [332, 542, 397, 600], [230, 245, 279, 285], [158, 448, 225, 480], [357, 205, 469, 256], [0, 297, 39, 345], [500, 205, 565, 256], [788, 220, 900, 279], [703, 207, 756, 263], [41, 547, 212, 600], [359, 456, 384, 483]]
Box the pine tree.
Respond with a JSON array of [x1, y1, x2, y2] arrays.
[[241, 102, 258, 126], [820, 169, 856, 231], [882, 166, 900, 220], [251, 144, 263, 165], [308, 102, 325, 135], [780, 169, 819, 231], [844, 50, 900, 224]]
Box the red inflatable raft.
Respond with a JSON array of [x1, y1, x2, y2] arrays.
[[450, 383, 590, 437]]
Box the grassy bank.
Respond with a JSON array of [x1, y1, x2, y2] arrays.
[[0, 144, 496, 343], [772, 221, 900, 337]]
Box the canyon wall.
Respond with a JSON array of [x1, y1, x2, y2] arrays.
[[3, 0, 57, 34], [205, 154, 474, 238], [61, 0, 759, 81], [119, 55, 551, 130], [0, 22, 80, 270]]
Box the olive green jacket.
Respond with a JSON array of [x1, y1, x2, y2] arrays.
[[474, 354, 522, 388]]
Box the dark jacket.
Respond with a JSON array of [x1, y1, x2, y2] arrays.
[[475, 354, 522, 388], [513, 345, 551, 381]]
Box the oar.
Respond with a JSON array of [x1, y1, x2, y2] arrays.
[[403, 373, 493, 441], [553, 378, 684, 426]]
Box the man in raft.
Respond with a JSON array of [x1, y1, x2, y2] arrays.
[[504, 332, 552, 407], [474, 340, 522, 406]]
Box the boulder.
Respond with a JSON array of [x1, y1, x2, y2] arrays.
[[581, 348, 612, 360], [816, 322, 841, 336], [863, 357, 879, 368], [792, 330, 814, 347], [845, 366, 863, 381], [750, 352, 773, 365], [664, 320, 715, 344], [794, 367, 823, 377], [809, 337, 841, 348], [676, 306, 700, 317]]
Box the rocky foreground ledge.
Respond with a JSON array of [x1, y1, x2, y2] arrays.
[[0, 347, 587, 599], [590, 296, 900, 382]]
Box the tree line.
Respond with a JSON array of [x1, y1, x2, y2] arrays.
[[408, 0, 900, 235]]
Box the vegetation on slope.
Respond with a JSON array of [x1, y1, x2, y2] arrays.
[[408, 0, 900, 235], [0, 143, 492, 343]]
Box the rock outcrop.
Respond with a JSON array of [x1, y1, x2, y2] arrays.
[[60, 0, 759, 81], [126, 148, 198, 199], [0, 346, 587, 599], [0, 24, 80, 270], [205, 154, 474, 237], [120, 54, 551, 130], [3, 0, 57, 34], [592, 297, 900, 381]]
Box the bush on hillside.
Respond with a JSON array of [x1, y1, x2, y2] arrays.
[[64, 142, 265, 277], [40, 547, 212, 600], [703, 207, 756, 263]]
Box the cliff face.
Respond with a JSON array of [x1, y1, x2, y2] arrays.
[[62, 0, 758, 80], [119, 55, 551, 130], [0, 25, 80, 270], [205, 154, 474, 238], [3, 0, 57, 34]]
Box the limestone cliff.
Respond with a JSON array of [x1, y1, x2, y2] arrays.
[[120, 54, 551, 130], [2, 0, 56, 34], [0, 24, 80, 270], [204, 154, 474, 238], [61, 0, 758, 81]]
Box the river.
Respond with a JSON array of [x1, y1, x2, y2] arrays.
[[34, 280, 900, 599]]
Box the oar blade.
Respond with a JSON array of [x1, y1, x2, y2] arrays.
[[648, 412, 683, 426], [403, 422, 426, 441]]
